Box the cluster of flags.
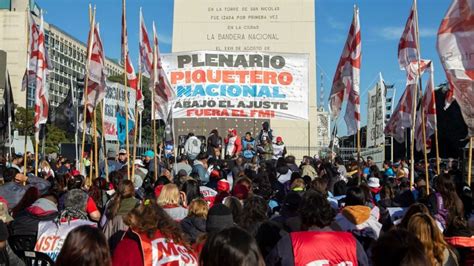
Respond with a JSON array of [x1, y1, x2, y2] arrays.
[[330, 0, 474, 158], [17, 0, 177, 175]]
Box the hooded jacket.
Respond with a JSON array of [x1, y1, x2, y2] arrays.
[[180, 216, 206, 243], [335, 205, 382, 241], [276, 166, 292, 184], [11, 198, 58, 237]]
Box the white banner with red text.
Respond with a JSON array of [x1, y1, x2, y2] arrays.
[[161, 51, 309, 120]]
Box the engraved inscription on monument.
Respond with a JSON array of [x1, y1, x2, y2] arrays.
[[173, 0, 319, 148]]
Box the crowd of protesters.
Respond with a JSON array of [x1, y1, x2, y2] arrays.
[[0, 123, 473, 265]]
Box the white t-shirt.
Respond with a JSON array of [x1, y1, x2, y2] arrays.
[[226, 136, 237, 156]]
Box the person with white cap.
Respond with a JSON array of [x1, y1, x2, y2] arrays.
[[272, 136, 287, 160], [368, 177, 382, 203], [117, 148, 128, 168], [133, 159, 147, 191]]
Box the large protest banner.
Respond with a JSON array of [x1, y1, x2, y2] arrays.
[[103, 82, 136, 141], [161, 51, 309, 120], [367, 80, 386, 148]]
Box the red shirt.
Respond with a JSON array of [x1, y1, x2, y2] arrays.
[[86, 196, 98, 214]]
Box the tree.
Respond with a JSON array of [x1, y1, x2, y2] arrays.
[[43, 124, 71, 154], [13, 106, 35, 136]]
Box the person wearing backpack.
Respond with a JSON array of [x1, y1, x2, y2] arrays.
[[184, 133, 202, 161]]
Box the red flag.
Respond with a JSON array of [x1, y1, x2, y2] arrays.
[[437, 0, 474, 136], [121, 0, 139, 94], [385, 60, 431, 143], [398, 1, 420, 70], [139, 8, 153, 79], [415, 62, 437, 152], [329, 6, 361, 136], [30, 12, 50, 142], [151, 21, 174, 121], [86, 23, 107, 113]]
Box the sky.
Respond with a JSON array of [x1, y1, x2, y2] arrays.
[[37, 0, 452, 135]]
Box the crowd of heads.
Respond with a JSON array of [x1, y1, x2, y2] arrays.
[[0, 126, 473, 265]]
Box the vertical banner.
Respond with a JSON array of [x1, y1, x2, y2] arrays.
[[161, 51, 309, 120], [367, 80, 385, 147], [103, 82, 136, 141]]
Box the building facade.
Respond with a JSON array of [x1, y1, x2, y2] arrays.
[[0, 0, 122, 109]]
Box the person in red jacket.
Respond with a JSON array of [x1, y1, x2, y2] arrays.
[[266, 190, 369, 266], [112, 201, 197, 266]]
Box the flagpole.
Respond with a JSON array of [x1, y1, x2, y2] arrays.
[[34, 10, 44, 177], [435, 128, 440, 175], [139, 112, 142, 146], [24, 6, 30, 175], [410, 0, 422, 189], [122, 0, 131, 180], [34, 138, 38, 176], [357, 128, 361, 184], [5, 73, 12, 161], [100, 101, 108, 181], [131, 73, 140, 182], [330, 118, 337, 163], [468, 137, 473, 185], [152, 20, 159, 181], [152, 92, 158, 181], [89, 147, 93, 181], [421, 101, 430, 194], [70, 77, 79, 164], [93, 109, 98, 179], [80, 5, 96, 173]]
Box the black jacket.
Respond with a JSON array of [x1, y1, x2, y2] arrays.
[[11, 209, 58, 237], [180, 216, 206, 243]]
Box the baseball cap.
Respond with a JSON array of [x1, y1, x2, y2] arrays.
[[119, 149, 127, 155], [276, 136, 283, 142], [143, 150, 155, 158], [134, 159, 145, 167]]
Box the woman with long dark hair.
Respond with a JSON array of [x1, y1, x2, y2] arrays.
[[113, 202, 197, 265], [56, 225, 111, 266], [181, 179, 202, 205], [103, 180, 139, 239], [429, 174, 464, 230], [238, 196, 269, 236]]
